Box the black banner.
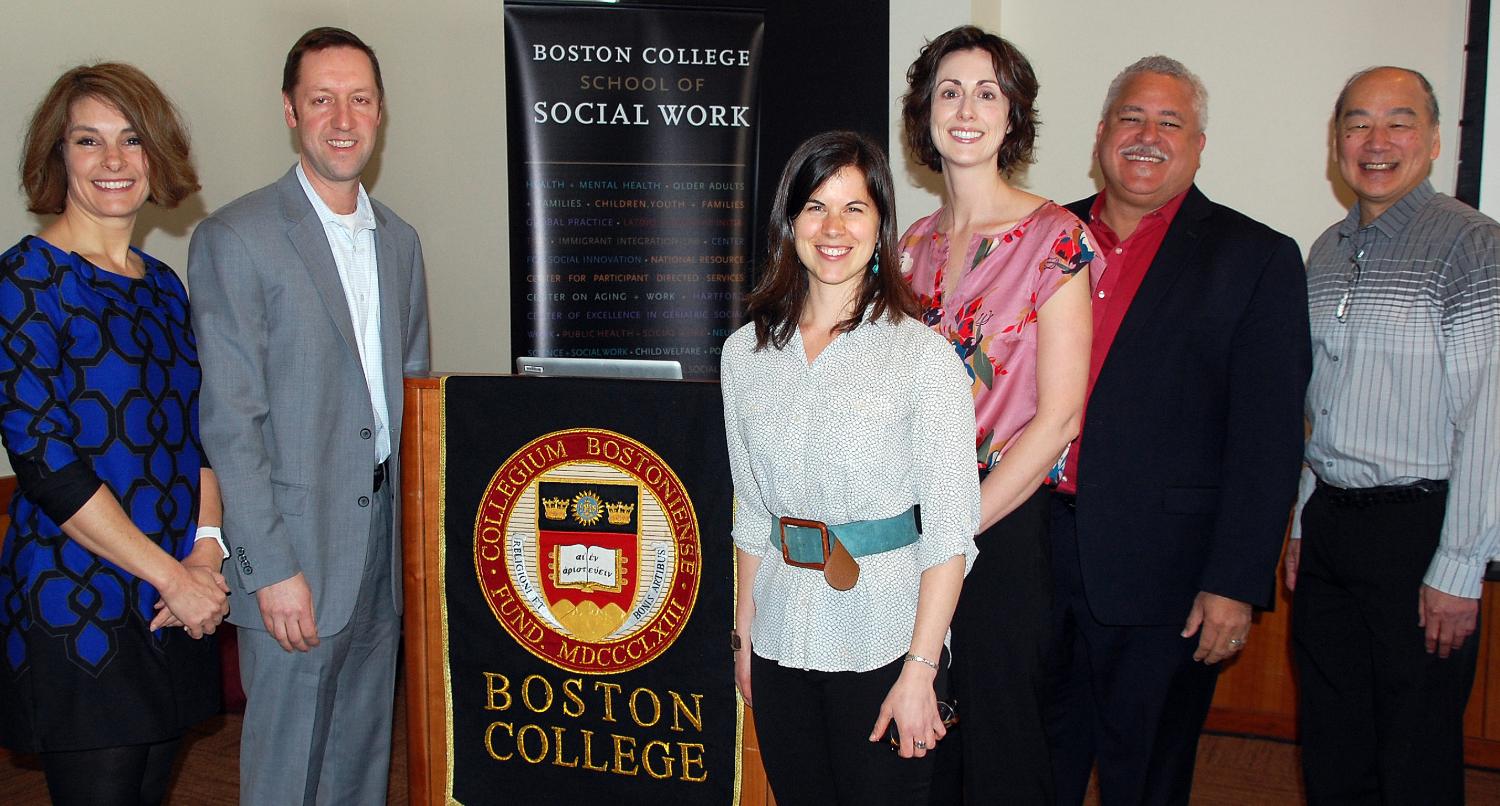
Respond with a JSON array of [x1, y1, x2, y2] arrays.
[[441, 375, 738, 804], [505, 1, 763, 379]]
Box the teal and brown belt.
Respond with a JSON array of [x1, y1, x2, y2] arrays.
[[773, 506, 920, 591]]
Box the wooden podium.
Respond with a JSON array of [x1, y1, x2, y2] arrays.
[[398, 377, 1499, 805], [398, 377, 773, 805], [399, 377, 445, 805]]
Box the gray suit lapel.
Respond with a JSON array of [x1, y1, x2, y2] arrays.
[[373, 211, 404, 425], [279, 171, 360, 362]]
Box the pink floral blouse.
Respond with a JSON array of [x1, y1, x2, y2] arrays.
[[899, 202, 1102, 474]]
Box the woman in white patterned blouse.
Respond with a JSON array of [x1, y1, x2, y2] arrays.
[[721, 130, 980, 805]]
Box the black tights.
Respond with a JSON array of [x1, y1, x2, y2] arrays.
[[41, 737, 182, 806]]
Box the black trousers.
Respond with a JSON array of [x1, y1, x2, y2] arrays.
[[41, 737, 182, 806], [929, 485, 1054, 805], [1045, 495, 1220, 806], [752, 652, 938, 806], [1292, 486, 1478, 805]]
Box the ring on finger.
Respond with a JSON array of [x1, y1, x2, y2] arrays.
[[1228, 637, 1245, 647], [913, 739, 927, 750]]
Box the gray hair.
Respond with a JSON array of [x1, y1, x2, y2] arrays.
[[1100, 55, 1209, 130], [1334, 66, 1439, 123]]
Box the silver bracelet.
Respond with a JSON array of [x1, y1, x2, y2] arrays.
[[903, 652, 938, 671]]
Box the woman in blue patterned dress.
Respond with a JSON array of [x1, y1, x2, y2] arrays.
[[0, 63, 230, 805]]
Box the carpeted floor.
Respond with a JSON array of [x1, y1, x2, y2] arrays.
[[2, 685, 1497, 804]]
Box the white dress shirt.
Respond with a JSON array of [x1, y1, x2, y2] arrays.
[[295, 164, 390, 464]]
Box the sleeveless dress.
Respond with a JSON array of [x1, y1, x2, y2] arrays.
[[0, 235, 219, 752]]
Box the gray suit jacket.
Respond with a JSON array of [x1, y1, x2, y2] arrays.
[[189, 167, 430, 635]]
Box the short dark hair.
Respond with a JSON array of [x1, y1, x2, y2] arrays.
[[283, 27, 384, 102], [1334, 66, 1439, 123], [901, 26, 1039, 175], [20, 62, 199, 215], [746, 131, 919, 351]]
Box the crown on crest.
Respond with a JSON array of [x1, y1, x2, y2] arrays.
[[605, 501, 635, 524], [541, 497, 570, 520]]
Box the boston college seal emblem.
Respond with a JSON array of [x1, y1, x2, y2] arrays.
[[473, 428, 702, 674]]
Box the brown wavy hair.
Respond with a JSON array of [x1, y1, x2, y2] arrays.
[[746, 131, 919, 351], [901, 25, 1039, 176], [20, 62, 199, 215]]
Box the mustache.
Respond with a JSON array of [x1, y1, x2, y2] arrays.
[[1119, 145, 1168, 160]]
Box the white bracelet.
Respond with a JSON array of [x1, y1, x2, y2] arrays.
[[903, 652, 938, 671], [195, 526, 230, 560]]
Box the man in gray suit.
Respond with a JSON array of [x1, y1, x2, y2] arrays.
[[189, 27, 430, 803]]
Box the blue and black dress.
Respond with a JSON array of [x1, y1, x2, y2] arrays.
[[0, 235, 219, 752]]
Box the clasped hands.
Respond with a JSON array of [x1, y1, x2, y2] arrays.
[[150, 540, 231, 638]]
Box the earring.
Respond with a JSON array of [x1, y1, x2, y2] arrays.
[[871, 255, 880, 275]]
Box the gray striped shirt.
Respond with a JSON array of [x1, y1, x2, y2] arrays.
[[1295, 180, 1500, 598]]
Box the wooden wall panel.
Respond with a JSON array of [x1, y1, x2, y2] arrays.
[[1463, 589, 1490, 741], [1205, 536, 1500, 769], [1484, 589, 1500, 741], [0, 475, 15, 548], [1204, 540, 1299, 740]]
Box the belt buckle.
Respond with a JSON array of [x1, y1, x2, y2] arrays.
[[778, 516, 831, 570]]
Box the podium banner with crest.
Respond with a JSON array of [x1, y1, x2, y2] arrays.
[[439, 375, 738, 804]]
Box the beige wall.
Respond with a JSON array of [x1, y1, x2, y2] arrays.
[[0, 0, 1473, 479], [0, 0, 512, 377], [0, 0, 515, 478], [888, 1, 971, 226]]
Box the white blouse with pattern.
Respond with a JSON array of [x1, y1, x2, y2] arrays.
[[721, 313, 980, 673]]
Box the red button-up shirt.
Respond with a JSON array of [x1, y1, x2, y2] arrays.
[[1057, 188, 1189, 495]]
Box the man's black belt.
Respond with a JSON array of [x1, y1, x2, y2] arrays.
[[1314, 478, 1447, 507], [373, 460, 388, 493]]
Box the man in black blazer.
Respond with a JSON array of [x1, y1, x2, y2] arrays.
[[1045, 56, 1311, 805]]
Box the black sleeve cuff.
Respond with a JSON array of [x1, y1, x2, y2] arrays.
[[9, 453, 103, 525]]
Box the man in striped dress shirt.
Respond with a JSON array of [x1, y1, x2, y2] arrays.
[[1288, 66, 1499, 804]]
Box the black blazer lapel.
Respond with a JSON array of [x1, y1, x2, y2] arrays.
[[1106, 184, 1213, 350]]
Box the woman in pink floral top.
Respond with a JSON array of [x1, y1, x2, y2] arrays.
[[898, 26, 1101, 804]]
